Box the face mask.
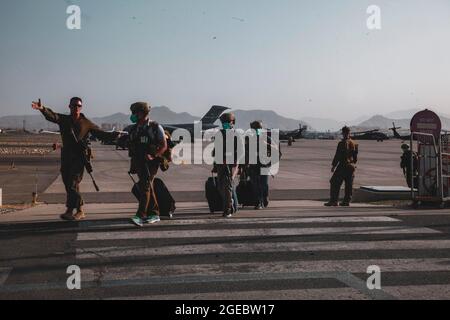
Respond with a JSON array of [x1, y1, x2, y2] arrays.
[[256, 129, 262, 136], [130, 114, 139, 124], [223, 122, 232, 130]]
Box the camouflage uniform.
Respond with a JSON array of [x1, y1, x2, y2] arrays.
[[329, 138, 358, 204], [40, 106, 119, 210], [128, 119, 165, 218]]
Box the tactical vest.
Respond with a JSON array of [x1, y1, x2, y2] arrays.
[[128, 121, 161, 161]]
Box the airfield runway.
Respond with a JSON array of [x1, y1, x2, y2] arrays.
[[0, 139, 409, 205], [2, 138, 450, 301]]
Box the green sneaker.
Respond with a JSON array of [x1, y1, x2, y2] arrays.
[[131, 216, 144, 227], [144, 215, 161, 224]]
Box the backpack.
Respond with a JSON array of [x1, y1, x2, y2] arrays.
[[128, 121, 174, 171], [159, 130, 175, 172]]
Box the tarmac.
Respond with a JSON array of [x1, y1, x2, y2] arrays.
[[0, 139, 411, 204], [1, 200, 450, 300], [3, 139, 450, 300]]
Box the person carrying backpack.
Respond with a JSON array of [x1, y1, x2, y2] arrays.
[[127, 102, 168, 227]]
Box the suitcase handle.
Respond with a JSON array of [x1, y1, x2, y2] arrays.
[[211, 172, 216, 187], [128, 171, 137, 184]]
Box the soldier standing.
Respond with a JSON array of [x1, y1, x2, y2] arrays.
[[325, 126, 358, 207], [400, 144, 418, 188], [32, 97, 120, 220], [128, 102, 167, 227]]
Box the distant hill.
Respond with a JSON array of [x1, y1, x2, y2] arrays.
[[385, 108, 421, 120], [92, 106, 199, 127], [301, 117, 345, 132], [358, 115, 407, 129], [74, 108, 307, 130], [0, 106, 201, 132], [0, 106, 305, 131], [232, 109, 307, 131], [358, 114, 450, 130], [3, 106, 448, 133]]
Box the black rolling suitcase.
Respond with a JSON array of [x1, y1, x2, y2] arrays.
[[129, 172, 176, 217], [205, 174, 223, 213], [236, 173, 259, 207], [153, 178, 176, 217]]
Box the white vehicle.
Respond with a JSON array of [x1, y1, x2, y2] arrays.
[[39, 129, 60, 135]]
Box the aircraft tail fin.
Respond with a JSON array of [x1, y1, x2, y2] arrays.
[[200, 105, 230, 124]]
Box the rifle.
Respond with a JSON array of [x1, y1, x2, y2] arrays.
[[70, 128, 100, 192]]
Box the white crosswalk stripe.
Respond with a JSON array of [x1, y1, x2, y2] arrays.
[[76, 240, 450, 259], [0, 268, 12, 286], [78, 258, 450, 283], [78, 216, 401, 229], [65, 214, 449, 300], [2, 214, 448, 300], [77, 225, 439, 241]]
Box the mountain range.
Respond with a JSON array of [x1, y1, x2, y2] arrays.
[[0, 107, 309, 132], [1, 107, 449, 132]]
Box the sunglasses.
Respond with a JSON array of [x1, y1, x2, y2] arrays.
[[70, 104, 82, 108]]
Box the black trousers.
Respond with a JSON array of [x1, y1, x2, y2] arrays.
[[330, 168, 354, 203], [136, 161, 160, 218], [249, 167, 269, 205], [61, 157, 85, 210]]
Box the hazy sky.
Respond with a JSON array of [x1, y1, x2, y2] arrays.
[[1, 0, 450, 120]]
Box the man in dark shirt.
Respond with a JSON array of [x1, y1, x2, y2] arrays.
[[32, 97, 120, 220], [325, 126, 359, 207], [400, 144, 418, 188], [213, 113, 240, 218]]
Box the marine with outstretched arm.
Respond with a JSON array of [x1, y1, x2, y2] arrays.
[[32, 97, 120, 221]]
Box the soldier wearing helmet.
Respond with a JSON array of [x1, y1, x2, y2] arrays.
[[128, 102, 168, 227], [400, 143, 418, 188], [325, 126, 359, 207]]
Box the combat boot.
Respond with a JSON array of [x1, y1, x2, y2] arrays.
[[73, 209, 86, 221], [60, 208, 75, 221], [324, 201, 338, 207]]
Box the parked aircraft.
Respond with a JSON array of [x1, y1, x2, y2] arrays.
[[389, 122, 414, 141], [279, 124, 307, 142], [351, 129, 389, 142], [112, 105, 230, 148], [162, 105, 230, 135], [39, 129, 60, 135]]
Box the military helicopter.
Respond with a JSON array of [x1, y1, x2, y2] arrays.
[[279, 124, 307, 142], [389, 122, 415, 141], [351, 129, 389, 142]]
